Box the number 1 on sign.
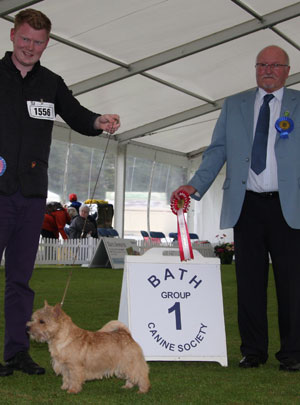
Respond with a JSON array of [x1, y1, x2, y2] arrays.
[[168, 302, 182, 330]]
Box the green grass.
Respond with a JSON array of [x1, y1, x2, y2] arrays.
[[0, 264, 298, 404]]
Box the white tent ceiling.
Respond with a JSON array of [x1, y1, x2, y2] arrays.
[[1, 0, 300, 163]]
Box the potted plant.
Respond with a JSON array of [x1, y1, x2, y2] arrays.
[[214, 234, 234, 264]]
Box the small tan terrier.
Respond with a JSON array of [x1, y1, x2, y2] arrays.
[[27, 301, 150, 394]]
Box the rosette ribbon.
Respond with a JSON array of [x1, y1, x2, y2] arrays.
[[171, 190, 194, 261], [275, 111, 294, 139], [0, 156, 6, 176]]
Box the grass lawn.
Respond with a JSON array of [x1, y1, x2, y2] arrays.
[[0, 264, 299, 404]]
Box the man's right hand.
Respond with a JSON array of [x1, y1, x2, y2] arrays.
[[170, 185, 196, 202]]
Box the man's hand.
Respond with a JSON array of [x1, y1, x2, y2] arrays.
[[170, 185, 196, 202], [94, 114, 120, 134]]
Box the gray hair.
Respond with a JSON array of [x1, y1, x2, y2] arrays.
[[79, 204, 90, 214]]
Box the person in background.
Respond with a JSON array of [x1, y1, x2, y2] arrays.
[[68, 193, 81, 214], [171, 45, 300, 372], [64, 206, 78, 237], [68, 204, 98, 239], [41, 202, 70, 240], [67, 206, 78, 221], [0, 8, 120, 377]]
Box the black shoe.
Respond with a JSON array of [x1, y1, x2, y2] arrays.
[[239, 355, 262, 368], [0, 363, 13, 377], [279, 359, 300, 372], [5, 351, 45, 375]]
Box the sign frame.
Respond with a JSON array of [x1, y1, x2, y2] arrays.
[[118, 248, 228, 366], [88, 237, 138, 268]]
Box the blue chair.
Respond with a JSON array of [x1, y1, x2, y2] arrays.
[[189, 233, 199, 240], [141, 230, 149, 239], [107, 228, 119, 237], [149, 231, 166, 239], [98, 228, 110, 237], [149, 231, 167, 243], [169, 232, 178, 241]]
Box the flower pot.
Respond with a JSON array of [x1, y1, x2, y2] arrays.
[[219, 252, 233, 264]]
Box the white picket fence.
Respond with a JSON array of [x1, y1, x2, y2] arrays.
[[35, 237, 100, 265], [1, 238, 216, 267]]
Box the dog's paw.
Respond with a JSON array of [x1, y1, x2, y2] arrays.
[[138, 383, 151, 394], [67, 387, 82, 394], [138, 387, 150, 394], [122, 381, 134, 390]]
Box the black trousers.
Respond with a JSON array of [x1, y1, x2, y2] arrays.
[[0, 190, 45, 361], [234, 190, 300, 363]]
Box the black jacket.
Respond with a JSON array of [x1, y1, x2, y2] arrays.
[[68, 216, 98, 239], [0, 52, 102, 198]]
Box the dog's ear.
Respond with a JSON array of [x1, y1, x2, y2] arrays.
[[53, 303, 63, 319]]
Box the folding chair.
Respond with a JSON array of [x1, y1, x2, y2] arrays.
[[140, 230, 150, 240], [169, 232, 178, 241], [97, 228, 110, 237], [107, 228, 119, 237], [149, 231, 167, 244]]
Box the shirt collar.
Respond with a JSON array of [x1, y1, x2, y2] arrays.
[[257, 87, 284, 103], [3, 51, 41, 77]]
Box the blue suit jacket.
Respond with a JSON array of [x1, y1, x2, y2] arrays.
[[189, 87, 300, 229]]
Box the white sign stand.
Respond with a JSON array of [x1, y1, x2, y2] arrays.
[[88, 238, 137, 269], [118, 248, 227, 366]]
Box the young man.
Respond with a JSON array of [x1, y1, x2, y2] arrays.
[[172, 46, 300, 372], [0, 8, 120, 376]]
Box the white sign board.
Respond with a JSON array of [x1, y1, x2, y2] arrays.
[[88, 238, 138, 268], [119, 248, 227, 366]]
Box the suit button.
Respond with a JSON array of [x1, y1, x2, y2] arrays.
[[246, 158, 249, 162], [242, 180, 246, 184]]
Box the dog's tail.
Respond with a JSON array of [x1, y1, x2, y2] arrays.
[[99, 320, 131, 334]]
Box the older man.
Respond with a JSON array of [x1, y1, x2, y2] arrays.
[[172, 45, 300, 371], [68, 205, 98, 239]]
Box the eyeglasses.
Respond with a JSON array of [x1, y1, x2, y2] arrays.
[[255, 63, 289, 70]]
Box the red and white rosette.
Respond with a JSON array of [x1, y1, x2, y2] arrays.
[[171, 190, 194, 261]]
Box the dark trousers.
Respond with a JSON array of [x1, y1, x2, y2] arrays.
[[0, 191, 45, 361], [234, 191, 300, 363]]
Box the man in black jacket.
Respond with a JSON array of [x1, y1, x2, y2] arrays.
[[69, 205, 98, 239], [0, 8, 120, 376]]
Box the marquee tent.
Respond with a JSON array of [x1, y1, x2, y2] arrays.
[[1, 0, 300, 241]]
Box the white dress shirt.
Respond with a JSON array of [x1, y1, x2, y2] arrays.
[[247, 87, 284, 192]]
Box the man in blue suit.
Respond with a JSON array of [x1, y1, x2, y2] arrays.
[[171, 45, 300, 371]]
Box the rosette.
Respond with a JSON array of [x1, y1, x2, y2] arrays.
[[275, 112, 294, 139], [171, 190, 194, 261], [0, 156, 6, 176]]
